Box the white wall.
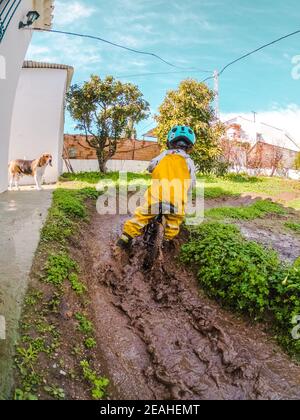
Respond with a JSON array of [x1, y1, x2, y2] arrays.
[[0, 0, 33, 192], [63, 159, 150, 174], [229, 167, 300, 180], [9, 67, 68, 185]]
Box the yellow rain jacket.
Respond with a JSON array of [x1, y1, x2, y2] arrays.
[[123, 149, 196, 240]]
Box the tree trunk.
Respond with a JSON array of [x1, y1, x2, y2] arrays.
[[96, 149, 107, 174], [270, 166, 276, 177]]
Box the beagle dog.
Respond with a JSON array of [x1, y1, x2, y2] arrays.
[[8, 153, 53, 191]]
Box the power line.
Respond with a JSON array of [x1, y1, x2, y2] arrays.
[[202, 28, 300, 84], [116, 69, 211, 79], [139, 119, 156, 133], [33, 27, 212, 72]]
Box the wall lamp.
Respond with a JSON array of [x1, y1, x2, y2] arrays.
[[19, 11, 40, 29]]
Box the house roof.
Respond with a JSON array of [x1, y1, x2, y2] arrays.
[[23, 61, 74, 89], [143, 128, 157, 138], [224, 116, 300, 153], [32, 0, 55, 29]]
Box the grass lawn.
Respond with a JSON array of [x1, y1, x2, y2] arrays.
[[59, 172, 300, 209], [200, 174, 300, 209], [205, 199, 287, 220]]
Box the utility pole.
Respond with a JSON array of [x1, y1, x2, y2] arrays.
[[213, 70, 219, 119], [252, 111, 257, 123]]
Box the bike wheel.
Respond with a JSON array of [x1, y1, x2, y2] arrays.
[[143, 221, 165, 271]]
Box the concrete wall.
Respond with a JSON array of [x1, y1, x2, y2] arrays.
[[0, 0, 33, 192], [63, 159, 150, 173], [9, 67, 68, 185]]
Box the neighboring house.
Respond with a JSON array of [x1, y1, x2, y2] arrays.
[[223, 116, 300, 177], [64, 135, 161, 173], [9, 61, 74, 184], [142, 128, 157, 141], [0, 0, 54, 192]]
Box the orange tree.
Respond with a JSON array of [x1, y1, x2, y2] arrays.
[[67, 75, 150, 173], [155, 79, 225, 174]]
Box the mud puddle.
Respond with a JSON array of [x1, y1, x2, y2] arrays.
[[75, 209, 300, 400], [238, 219, 300, 263], [205, 195, 257, 209]]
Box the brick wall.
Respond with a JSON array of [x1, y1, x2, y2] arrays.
[[64, 135, 161, 162]]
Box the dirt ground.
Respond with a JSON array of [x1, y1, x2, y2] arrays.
[[69, 206, 300, 400]]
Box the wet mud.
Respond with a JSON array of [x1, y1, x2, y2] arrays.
[[75, 209, 300, 400], [238, 219, 300, 263]]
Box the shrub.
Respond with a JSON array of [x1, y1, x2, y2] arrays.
[[181, 223, 280, 313], [181, 222, 300, 356]]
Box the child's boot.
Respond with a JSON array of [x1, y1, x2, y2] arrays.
[[117, 234, 132, 252]]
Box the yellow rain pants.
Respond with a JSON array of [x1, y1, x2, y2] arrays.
[[123, 154, 191, 240]]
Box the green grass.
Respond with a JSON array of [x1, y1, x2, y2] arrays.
[[200, 173, 300, 209], [287, 198, 300, 210], [75, 313, 94, 335], [60, 171, 300, 209], [45, 252, 78, 287], [80, 360, 109, 400], [60, 171, 149, 185], [41, 187, 101, 243], [14, 184, 106, 400], [202, 186, 239, 199], [181, 222, 300, 358], [69, 273, 87, 295], [84, 338, 97, 349], [285, 222, 300, 234], [205, 199, 287, 220]]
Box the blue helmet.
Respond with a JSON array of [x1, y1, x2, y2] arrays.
[[167, 125, 196, 149]]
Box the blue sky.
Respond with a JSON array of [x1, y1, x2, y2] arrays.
[[26, 0, 300, 140]]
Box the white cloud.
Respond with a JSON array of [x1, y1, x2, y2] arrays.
[[27, 45, 50, 55], [116, 35, 141, 49], [54, 1, 95, 26], [26, 44, 59, 63], [222, 104, 300, 147], [26, 35, 102, 70]]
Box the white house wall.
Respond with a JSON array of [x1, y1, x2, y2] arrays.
[[0, 0, 34, 192], [9, 68, 68, 184]]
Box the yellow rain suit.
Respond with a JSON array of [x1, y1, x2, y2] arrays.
[[123, 149, 196, 240]]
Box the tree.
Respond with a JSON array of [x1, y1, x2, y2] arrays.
[[247, 142, 264, 175], [270, 147, 283, 177], [294, 152, 300, 170], [67, 75, 150, 172], [220, 138, 249, 173], [154, 79, 225, 173]]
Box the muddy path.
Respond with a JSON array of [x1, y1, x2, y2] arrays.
[[73, 208, 300, 400]]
